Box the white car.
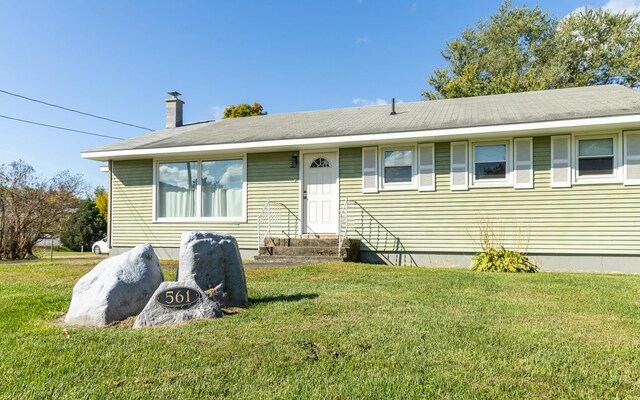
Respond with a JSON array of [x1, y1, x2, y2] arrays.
[[92, 238, 109, 255]]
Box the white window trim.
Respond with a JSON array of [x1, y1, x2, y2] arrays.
[[153, 154, 248, 223], [379, 144, 417, 191], [470, 139, 513, 188], [572, 133, 622, 185]]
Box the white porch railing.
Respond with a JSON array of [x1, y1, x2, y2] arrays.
[[257, 199, 414, 266], [338, 198, 349, 253], [257, 201, 303, 247]]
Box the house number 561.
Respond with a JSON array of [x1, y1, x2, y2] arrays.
[[155, 287, 201, 310]]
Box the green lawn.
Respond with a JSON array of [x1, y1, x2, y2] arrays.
[[1, 263, 640, 398]]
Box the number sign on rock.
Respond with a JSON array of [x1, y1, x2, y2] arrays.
[[133, 279, 222, 328], [155, 287, 201, 310]]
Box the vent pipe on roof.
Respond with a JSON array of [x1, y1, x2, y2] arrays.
[[390, 98, 396, 115], [165, 91, 184, 128]]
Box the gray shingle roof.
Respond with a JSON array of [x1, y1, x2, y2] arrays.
[[84, 85, 640, 154]]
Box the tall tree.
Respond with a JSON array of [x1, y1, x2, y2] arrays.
[[423, 1, 640, 99], [554, 7, 640, 88], [223, 102, 266, 118], [0, 160, 84, 259], [423, 1, 557, 100]]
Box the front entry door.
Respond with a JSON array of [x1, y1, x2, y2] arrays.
[[303, 152, 338, 233]]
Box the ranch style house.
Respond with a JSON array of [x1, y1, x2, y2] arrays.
[[82, 85, 640, 272]]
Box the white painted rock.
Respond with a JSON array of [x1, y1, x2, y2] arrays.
[[177, 231, 248, 308], [64, 244, 164, 327], [133, 280, 223, 328]]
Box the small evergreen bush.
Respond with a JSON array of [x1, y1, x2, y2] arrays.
[[472, 246, 538, 273]]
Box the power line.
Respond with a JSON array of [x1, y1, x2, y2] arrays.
[[0, 114, 124, 140], [0, 88, 153, 131]]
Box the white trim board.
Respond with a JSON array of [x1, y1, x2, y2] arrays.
[[82, 114, 640, 161]]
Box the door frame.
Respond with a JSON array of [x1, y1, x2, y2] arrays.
[[299, 148, 340, 234]]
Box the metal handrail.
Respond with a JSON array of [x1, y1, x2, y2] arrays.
[[257, 201, 270, 248], [257, 200, 318, 247], [344, 199, 417, 266], [258, 199, 413, 266], [338, 198, 349, 253]]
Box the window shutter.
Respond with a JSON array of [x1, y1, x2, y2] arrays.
[[624, 131, 640, 185], [362, 147, 378, 193], [514, 137, 533, 189], [551, 135, 572, 188], [418, 143, 435, 191], [450, 141, 468, 191]]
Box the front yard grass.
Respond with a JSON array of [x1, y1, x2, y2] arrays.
[[30, 248, 104, 260], [1, 263, 639, 398]]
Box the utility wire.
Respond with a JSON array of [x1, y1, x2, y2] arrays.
[[0, 89, 153, 131], [0, 114, 124, 140]]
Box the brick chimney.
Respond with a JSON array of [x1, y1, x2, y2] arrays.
[[165, 91, 184, 128]]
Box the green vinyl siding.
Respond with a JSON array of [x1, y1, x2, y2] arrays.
[[111, 152, 299, 250], [339, 136, 640, 255], [111, 136, 640, 256]]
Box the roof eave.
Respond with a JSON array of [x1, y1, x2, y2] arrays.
[[81, 114, 640, 161]]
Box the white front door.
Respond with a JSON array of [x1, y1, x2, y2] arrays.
[[303, 152, 338, 233]]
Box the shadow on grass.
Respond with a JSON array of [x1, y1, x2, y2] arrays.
[[250, 293, 319, 305]]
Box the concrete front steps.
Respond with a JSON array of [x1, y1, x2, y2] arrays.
[[254, 236, 360, 264]]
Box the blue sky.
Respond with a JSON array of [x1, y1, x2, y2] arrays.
[[0, 0, 637, 191]]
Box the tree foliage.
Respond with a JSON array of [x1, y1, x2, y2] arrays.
[[554, 7, 640, 88], [223, 102, 266, 118], [0, 160, 85, 260], [95, 187, 108, 221], [60, 198, 106, 252], [423, 1, 640, 99]]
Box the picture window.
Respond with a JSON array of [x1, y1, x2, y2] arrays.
[[156, 158, 245, 221]]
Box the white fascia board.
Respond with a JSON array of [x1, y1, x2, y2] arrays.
[[81, 114, 640, 161]]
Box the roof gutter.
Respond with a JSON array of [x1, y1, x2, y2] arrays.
[[81, 114, 640, 161]]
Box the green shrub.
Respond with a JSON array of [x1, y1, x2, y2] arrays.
[[472, 246, 538, 273]]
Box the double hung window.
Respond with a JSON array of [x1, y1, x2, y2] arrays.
[[474, 144, 507, 180], [551, 133, 620, 187], [383, 149, 413, 184], [471, 141, 511, 186], [379, 146, 416, 190], [577, 138, 614, 176], [362, 145, 420, 192]]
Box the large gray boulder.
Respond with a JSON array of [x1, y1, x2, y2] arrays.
[[177, 232, 248, 307], [64, 244, 164, 327], [133, 280, 223, 328]]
